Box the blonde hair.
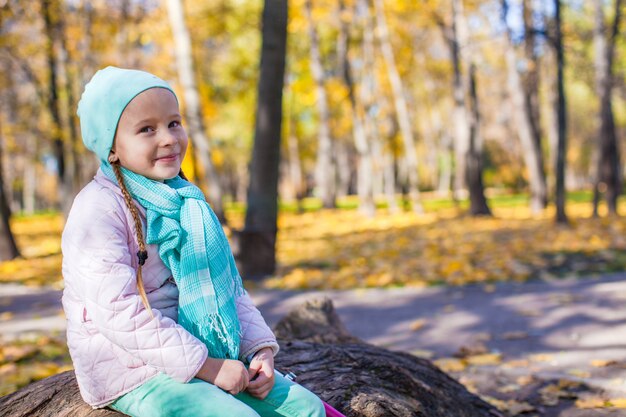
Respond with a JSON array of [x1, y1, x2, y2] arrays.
[[111, 162, 154, 317], [109, 162, 189, 317]]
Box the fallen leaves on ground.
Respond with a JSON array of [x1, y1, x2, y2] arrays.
[[4, 200, 626, 290], [0, 214, 63, 287], [0, 333, 72, 396], [263, 201, 626, 290]]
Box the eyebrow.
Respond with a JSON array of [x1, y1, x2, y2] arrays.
[[132, 113, 182, 128]]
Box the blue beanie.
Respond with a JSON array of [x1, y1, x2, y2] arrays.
[[77, 66, 177, 162]]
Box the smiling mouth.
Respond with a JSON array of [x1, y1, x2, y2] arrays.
[[155, 154, 179, 162]]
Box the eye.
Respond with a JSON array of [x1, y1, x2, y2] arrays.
[[139, 126, 154, 133], [169, 120, 182, 128]]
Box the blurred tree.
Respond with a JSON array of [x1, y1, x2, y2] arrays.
[[166, 0, 225, 221], [0, 8, 20, 260], [239, 0, 288, 279], [592, 0, 623, 216], [41, 0, 69, 213], [521, 0, 547, 208], [448, 0, 490, 215], [337, 0, 375, 217], [553, 0, 568, 224], [502, 0, 547, 214], [306, 0, 336, 209], [372, 0, 423, 213]]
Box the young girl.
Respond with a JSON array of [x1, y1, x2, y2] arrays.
[[62, 66, 325, 417]]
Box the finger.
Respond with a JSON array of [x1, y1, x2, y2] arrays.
[[248, 373, 269, 389], [253, 382, 273, 400], [241, 372, 250, 391], [248, 366, 260, 381], [249, 378, 272, 396]]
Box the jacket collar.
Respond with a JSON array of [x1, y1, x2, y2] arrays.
[[94, 168, 147, 218]]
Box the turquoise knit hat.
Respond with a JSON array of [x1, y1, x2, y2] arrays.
[[77, 66, 177, 162]]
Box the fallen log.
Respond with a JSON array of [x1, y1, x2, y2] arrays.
[[0, 298, 503, 417]]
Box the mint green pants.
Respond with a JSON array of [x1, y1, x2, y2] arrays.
[[109, 372, 325, 417]]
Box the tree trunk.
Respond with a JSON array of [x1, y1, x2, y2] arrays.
[[383, 151, 399, 212], [466, 64, 491, 216], [165, 0, 226, 221], [437, 130, 453, 197], [449, 0, 490, 216], [554, 0, 568, 224], [0, 299, 503, 417], [522, 0, 547, 208], [0, 116, 20, 261], [503, 0, 547, 214], [592, 0, 623, 216], [287, 120, 305, 211], [372, 0, 423, 213], [58, 13, 83, 195], [42, 0, 69, 213], [448, 0, 469, 199], [306, 0, 336, 209], [237, 0, 288, 279], [541, 3, 559, 198], [361, 0, 386, 213], [339, 0, 375, 217], [335, 141, 351, 198]]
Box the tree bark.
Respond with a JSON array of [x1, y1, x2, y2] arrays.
[[237, 0, 288, 279], [503, 0, 547, 214], [466, 64, 491, 216], [0, 299, 503, 417], [338, 0, 375, 217], [372, 0, 423, 213], [448, 0, 469, 199], [449, 0, 490, 216], [554, 0, 568, 224], [306, 0, 336, 209], [522, 0, 547, 206], [287, 114, 305, 211], [58, 12, 83, 196], [166, 0, 226, 221], [335, 141, 351, 198], [42, 0, 69, 213], [592, 0, 623, 216], [0, 115, 20, 261]]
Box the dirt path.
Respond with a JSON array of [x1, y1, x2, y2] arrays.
[[2, 274, 626, 415]]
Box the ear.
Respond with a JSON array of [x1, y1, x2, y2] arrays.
[[108, 150, 119, 164]]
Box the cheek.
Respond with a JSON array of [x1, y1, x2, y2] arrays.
[[179, 132, 189, 158]]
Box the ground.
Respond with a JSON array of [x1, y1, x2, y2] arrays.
[[2, 273, 626, 416], [2, 198, 626, 416]]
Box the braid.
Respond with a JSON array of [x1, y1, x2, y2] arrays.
[[111, 162, 154, 317]]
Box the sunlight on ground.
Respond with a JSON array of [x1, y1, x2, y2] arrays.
[[1, 197, 626, 407], [2, 198, 626, 291], [265, 201, 626, 289]]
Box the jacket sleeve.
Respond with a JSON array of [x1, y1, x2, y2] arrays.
[[236, 291, 279, 362], [63, 195, 207, 383]]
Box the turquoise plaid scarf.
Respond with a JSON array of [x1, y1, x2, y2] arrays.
[[102, 163, 243, 360]]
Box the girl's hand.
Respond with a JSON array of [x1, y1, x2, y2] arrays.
[[246, 347, 275, 399], [197, 357, 249, 395]]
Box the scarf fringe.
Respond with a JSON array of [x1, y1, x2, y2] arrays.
[[180, 313, 240, 360]]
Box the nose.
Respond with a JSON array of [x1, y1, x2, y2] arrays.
[[159, 128, 178, 147]]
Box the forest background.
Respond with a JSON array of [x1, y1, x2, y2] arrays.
[[2, 0, 626, 411], [0, 0, 625, 289], [1, 0, 626, 290]]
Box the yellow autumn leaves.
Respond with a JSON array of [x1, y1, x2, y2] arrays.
[[263, 201, 626, 290], [0, 334, 72, 396], [3, 197, 626, 291]]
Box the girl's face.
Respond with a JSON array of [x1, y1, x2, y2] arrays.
[[110, 88, 188, 181]]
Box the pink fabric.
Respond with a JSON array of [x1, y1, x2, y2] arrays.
[[62, 170, 278, 408], [323, 402, 347, 417]]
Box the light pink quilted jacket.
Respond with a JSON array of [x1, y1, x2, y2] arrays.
[[62, 170, 279, 408]]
